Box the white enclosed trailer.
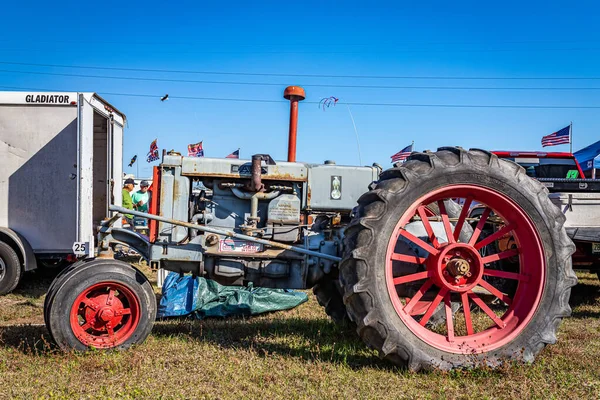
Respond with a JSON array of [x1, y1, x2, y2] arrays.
[[0, 91, 125, 294]]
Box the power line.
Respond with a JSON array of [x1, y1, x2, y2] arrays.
[[1, 68, 599, 91], [1, 85, 599, 109], [10, 39, 600, 47], [0, 61, 598, 80]]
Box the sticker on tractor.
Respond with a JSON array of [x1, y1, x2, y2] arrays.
[[72, 242, 87, 255], [219, 239, 263, 253], [592, 243, 600, 254]]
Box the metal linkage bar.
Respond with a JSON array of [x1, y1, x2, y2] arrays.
[[109, 205, 342, 262]]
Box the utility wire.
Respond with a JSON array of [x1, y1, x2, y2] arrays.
[[0, 61, 598, 80], [1, 68, 599, 91], [1, 85, 599, 109], [1, 47, 599, 55], [10, 39, 600, 46]]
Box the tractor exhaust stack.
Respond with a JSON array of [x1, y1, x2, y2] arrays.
[[283, 86, 305, 162]]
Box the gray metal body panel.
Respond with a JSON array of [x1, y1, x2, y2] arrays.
[[306, 164, 379, 210], [180, 156, 308, 181], [0, 105, 79, 252]]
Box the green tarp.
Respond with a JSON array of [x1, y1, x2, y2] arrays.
[[157, 272, 308, 319]]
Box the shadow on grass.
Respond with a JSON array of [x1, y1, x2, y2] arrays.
[[569, 280, 600, 319], [152, 316, 396, 371], [0, 315, 394, 371], [0, 324, 55, 354], [12, 267, 64, 299]]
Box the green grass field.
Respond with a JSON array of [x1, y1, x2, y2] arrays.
[[0, 266, 599, 399]]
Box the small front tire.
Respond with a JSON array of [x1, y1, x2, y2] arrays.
[[46, 259, 156, 351]]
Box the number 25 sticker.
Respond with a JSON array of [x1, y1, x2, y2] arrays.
[[72, 242, 87, 255]]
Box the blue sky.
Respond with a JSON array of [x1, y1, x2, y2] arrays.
[[1, 1, 598, 177]]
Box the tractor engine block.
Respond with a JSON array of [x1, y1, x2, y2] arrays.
[[150, 153, 379, 289]]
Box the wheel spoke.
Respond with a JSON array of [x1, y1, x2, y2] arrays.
[[107, 325, 115, 338], [483, 268, 530, 282], [461, 292, 474, 335], [444, 293, 455, 342], [453, 196, 473, 242], [393, 271, 431, 285], [469, 292, 505, 328], [390, 253, 427, 264], [474, 224, 515, 250], [107, 289, 115, 306], [80, 322, 91, 331], [481, 249, 519, 264], [403, 279, 434, 314], [81, 297, 99, 311], [478, 279, 512, 306], [419, 287, 449, 326], [399, 229, 440, 256], [437, 200, 455, 244], [468, 207, 491, 246], [417, 206, 440, 248], [120, 308, 131, 315]]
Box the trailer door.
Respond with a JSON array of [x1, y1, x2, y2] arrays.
[[78, 94, 95, 248]]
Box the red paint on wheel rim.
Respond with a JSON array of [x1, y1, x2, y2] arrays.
[[70, 282, 141, 348], [385, 185, 545, 354]]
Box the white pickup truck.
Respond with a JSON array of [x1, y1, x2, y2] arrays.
[[493, 151, 600, 279]]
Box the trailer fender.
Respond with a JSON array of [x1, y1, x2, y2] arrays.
[[0, 228, 37, 271], [111, 228, 151, 259]]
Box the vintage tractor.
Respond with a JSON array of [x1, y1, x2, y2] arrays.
[[43, 86, 577, 370]]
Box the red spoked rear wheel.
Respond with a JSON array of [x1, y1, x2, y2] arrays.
[[386, 185, 544, 353], [70, 282, 141, 348], [340, 148, 576, 370]]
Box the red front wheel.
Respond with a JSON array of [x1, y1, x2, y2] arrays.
[[341, 147, 576, 371], [46, 260, 156, 351]]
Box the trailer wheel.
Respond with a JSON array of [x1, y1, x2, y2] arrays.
[[340, 147, 577, 371], [46, 259, 156, 351], [0, 241, 22, 295]]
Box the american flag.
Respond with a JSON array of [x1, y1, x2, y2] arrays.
[[188, 141, 204, 157], [391, 144, 413, 163], [226, 149, 240, 159], [541, 126, 571, 147]]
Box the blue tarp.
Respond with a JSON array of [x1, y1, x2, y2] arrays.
[[574, 140, 600, 173], [157, 272, 308, 319]]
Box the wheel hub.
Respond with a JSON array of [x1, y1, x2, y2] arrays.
[[0, 258, 5, 281], [98, 308, 115, 322], [428, 243, 484, 293], [446, 258, 471, 278]]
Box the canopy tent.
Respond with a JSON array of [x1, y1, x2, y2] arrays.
[[574, 140, 600, 177]]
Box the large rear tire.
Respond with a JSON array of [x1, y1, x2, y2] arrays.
[[0, 241, 22, 295], [340, 147, 577, 371], [46, 259, 156, 351]]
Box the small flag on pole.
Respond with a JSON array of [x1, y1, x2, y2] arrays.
[[391, 144, 413, 163], [146, 139, 160, 162], [226, 149, 240, 159], [541, 126, 571, 147], [188, 141, 204, 157]]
